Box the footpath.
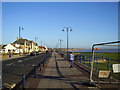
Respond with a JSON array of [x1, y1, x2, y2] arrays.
[[26, 52, 99, 89], [1, 54, 28, 61]]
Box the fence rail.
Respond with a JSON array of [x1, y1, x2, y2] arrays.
[[90, 41, 120, 85]]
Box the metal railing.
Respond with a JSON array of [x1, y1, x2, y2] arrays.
[[90, 41, 120, 84]]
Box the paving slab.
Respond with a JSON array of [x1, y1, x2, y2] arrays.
[[37, 52, 93, 89], [37, 79, 50, 88]]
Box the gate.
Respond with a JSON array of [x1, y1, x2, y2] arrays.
[[90, 41, 120, 86]]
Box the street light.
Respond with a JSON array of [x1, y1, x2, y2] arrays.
[[40, 41, 43, 46], [44, 43, 46, 46], [58, 39, 63, 49], [62, 27, 72, 60], [19, 27, 24, 39], [19, 27, 24, 55], [35, 37, 38, 43], [34, 37, 38, 52]]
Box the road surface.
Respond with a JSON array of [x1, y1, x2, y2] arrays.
[[2, 53, 51, 88]]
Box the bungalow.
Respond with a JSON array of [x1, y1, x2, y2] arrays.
[[0, 44, 16, 53], [0, 44, 23, 53]]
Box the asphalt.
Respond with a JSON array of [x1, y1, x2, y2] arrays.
[[1, 54, 29, 61], [2, 53, 51, 89], [26, 52, 99, 89]]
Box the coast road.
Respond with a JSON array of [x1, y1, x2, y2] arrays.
[[2, 53, 51, 88]]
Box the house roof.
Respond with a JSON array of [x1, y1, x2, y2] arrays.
[[4, 44, 17, 49], [0, 45, 7, 49], [39, 46, 46, 49], [13, 38, 28, 44], [13, 38, 38, 46]]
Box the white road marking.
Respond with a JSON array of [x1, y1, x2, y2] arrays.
[[32, 64, 36, 66], [18, 60, 22, 62], [20, 65, 25, 66], [6, 63, 13, 66]]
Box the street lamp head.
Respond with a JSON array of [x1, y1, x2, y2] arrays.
[[70, 29, 72, 31], [22, 28, 24, 30]]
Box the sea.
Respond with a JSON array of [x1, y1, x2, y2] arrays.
[[69, 49, 120, 53]]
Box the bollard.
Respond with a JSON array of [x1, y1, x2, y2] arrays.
[[44, 59, 46, 65], [39, 64, 41, 71], [43, 60, 44, 67], [34, 65, 37, 78], [22, 74, 26, 88]]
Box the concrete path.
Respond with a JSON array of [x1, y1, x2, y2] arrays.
[[1, 54, 27, 61], [36, 52, 97, 89]]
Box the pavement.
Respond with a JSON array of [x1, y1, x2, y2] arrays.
[[1, 54, 28, 61], [26, 52, 99, 89]]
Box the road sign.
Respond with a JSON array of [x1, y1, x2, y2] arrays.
[[99, 70, 110, 78], [113, 64, 120, 73]]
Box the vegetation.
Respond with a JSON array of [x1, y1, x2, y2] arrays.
[[74, 52, 120, 80], [74, 52, 120, 61], [57, 50, 120, 80]]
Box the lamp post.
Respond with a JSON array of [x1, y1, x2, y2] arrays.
[[35, 37, 38, 52], [58, 39, 63, 49], [62, 27, 72, 60], [19, 27, 24, 39], [44, 43, 46, 47], [35, 37, 38, 43], [19, 27, 24, 55], [40, 41, 43, 46]]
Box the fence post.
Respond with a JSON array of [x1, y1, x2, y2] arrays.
[[79, 54, 82, 64], [108, 58, 111, 71], [22, 74, 26, 88], [34, 65, 37, 78], [96, 56, 99, 72], [77, 54, 80, 63], [84, 55, 86, 66], [89, 55, 91, 67], [81, 55, 84, 64]]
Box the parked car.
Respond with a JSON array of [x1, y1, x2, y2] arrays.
[[34, 52, 41, 55], [30, 52, 41, 56], [30, 52, 35, 56]]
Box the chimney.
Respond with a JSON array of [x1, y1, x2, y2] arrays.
[[16, 37, 19, 40]]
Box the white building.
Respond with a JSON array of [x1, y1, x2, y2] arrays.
[[0, 44, 23, 53], [3, 44, 16, 53]]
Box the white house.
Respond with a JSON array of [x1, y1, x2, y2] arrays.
[[13, 44, 23, 53], [3, 44, 17, 53], [0, 44, 23, 53]]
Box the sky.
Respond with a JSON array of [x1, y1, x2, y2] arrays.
[[2, 2, 119, 49]]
